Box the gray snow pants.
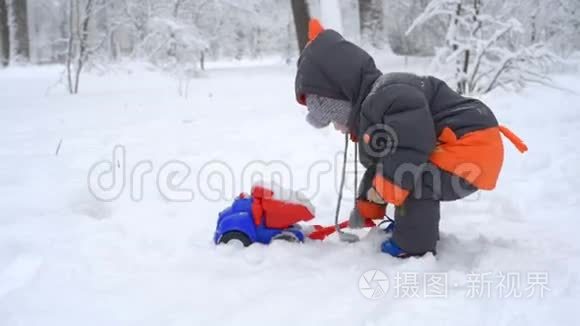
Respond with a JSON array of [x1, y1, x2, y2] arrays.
[[359, 164, 478, 254]]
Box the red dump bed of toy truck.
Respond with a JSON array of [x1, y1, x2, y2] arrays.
[[250, 186, 315, 229]]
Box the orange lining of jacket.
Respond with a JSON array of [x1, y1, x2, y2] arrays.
[[372, 175, 410, 207], [372, 125, 527, 205], [429, 125, 526, 191]]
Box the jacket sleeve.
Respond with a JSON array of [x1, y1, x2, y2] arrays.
[[361, 84, 436, 206], [353, 160, 372, 196]]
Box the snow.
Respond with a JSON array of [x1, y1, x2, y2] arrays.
[[1, 58, 580, 325], [319, 0, 344, 34]]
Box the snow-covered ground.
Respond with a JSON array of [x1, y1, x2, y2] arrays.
[[1, 58, 579, 325]]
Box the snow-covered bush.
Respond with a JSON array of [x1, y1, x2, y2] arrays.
[[384, 0, 447, 56], [407, 0, 564, 94]]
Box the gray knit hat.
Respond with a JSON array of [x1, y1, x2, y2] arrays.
[[305, 94, 352, 129]]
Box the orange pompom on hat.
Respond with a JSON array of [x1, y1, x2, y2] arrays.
[[308, 18, 324, 42]]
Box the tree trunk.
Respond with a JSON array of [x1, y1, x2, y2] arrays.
[[66, 0, 93, 94], [451, 3, 461, 52], [291, 0, 310, 53], [359, 0, 370, 36], [464, 0, 479, 93], [0, 0, 9, 66], [530, 12, 537, 43], [74, 0, 93, 94], [452, 3, 464, 93], [66, 0, 75, 94], [11, 0, 29, 62], [358, 0, 383, 47]]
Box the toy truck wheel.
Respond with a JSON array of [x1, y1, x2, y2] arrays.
[[271, 231, 300, 243], [219, 231, 252, 247]]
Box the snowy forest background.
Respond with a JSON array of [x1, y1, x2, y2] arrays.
[[2, 2, 580, 324], [1, 0, 579, 94]]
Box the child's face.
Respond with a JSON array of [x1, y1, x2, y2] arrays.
[[304, 94, 351, 133]]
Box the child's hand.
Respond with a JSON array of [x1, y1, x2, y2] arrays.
[[349, 198, 387, 229], [367, 187, 386, 205]]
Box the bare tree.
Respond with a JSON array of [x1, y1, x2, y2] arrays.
[[66, 0, 98, 94], [0, 0, 9, 66], [10, 0, 29, 62], [291, 0, 310, 52]]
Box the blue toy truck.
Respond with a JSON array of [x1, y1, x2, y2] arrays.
[[213, 186, 315, 246]]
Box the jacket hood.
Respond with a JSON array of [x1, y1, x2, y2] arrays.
[[295, 30, 382, 132]]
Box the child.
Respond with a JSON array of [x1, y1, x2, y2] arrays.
[[294, 20, 527, 257]]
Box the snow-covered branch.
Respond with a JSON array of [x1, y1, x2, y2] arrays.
[[410, 0, 565, 94]]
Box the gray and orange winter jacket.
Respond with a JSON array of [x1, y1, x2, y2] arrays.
[[295, 29, 527, 207]]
